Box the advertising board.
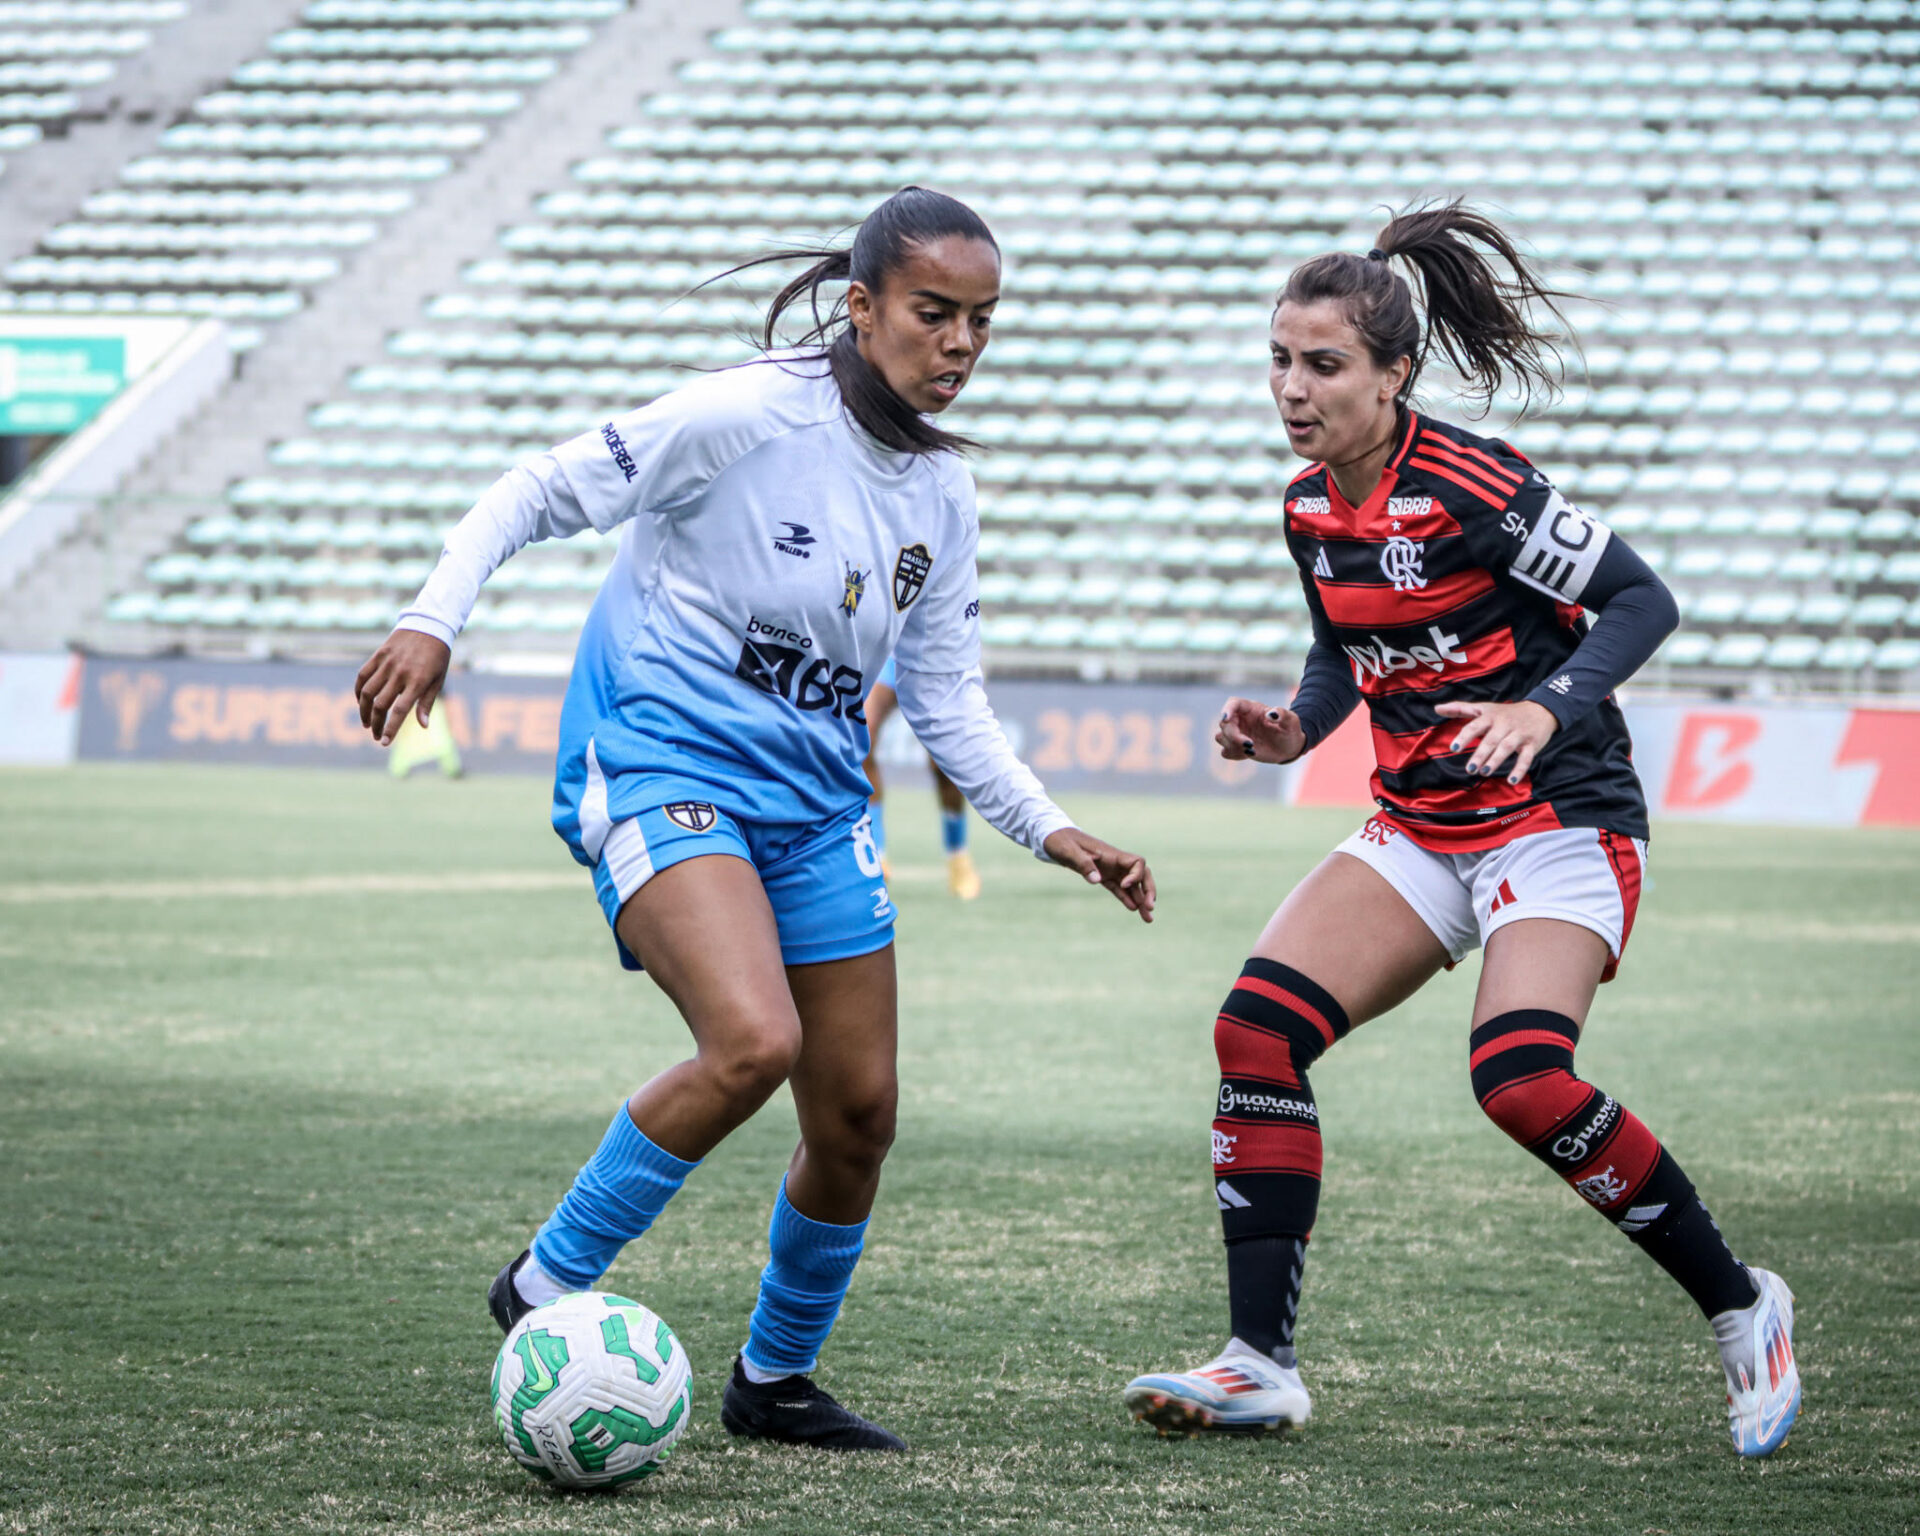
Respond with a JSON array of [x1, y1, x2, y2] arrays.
[[65, 654, 1920, 827]]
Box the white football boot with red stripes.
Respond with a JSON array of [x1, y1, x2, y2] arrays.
[[1123, 1339, 1311, 1435], [1715, 1266, 1801, 1457]]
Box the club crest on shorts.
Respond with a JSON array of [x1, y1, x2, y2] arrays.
[[892, 542, 932, 610], [663, 802, 718, 833]]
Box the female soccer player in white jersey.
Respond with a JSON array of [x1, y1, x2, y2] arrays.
[[354, 187, 1154, 1452], [1123, 203, 1798, 1458]]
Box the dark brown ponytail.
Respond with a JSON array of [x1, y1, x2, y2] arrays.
[[1280, 199, 1575, 414], [706, 187, 998, 456]]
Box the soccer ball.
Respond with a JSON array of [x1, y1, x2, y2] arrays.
[[491, 1292, 692, 1488]]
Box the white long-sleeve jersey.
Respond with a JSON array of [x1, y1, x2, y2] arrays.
[[397, 357, 1073, 857]]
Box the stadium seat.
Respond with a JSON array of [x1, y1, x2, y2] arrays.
[[4, 2, 624, 345], [78, 0, 1920, 697]]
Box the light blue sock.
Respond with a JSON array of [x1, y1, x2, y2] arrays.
[[940, 806, 967, 855], [868, 797, 887, 859], [741, 1181, 869, 1378], [530, 1105, 698, 1291]]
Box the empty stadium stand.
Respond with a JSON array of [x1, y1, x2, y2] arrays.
[[9, 0, 1920, 693], [0, 1, 190, 186], [2, 0, 631, 350]]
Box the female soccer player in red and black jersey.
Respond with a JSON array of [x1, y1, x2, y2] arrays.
[[1123, 203, 1799, 1458]]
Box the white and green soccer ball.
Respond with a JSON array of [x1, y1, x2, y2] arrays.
[[491, 1292, 692, 1488]]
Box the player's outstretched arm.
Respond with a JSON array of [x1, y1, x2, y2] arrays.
[[1042, 827, 1156, 922], [356, 629, 451, 746], [1215, 696, 1308, 764]]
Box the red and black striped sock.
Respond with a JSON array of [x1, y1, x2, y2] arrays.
[[1213, 959, 1350, 1362], [1471, 1009, 1756, 1318]]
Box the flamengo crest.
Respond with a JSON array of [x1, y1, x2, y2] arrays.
[[1380, 535, 1427, 592], [892, 543, 932, 610]]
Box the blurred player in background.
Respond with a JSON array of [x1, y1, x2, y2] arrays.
[[355, 187, 1154, 1453], [1123, 202, 1799, 1458], [863, 656, 982, 899]]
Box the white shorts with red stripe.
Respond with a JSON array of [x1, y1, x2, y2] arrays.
[[1334, 817, 1647, 981]]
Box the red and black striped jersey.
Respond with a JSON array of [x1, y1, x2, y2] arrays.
[[1284, 411, 1648, 851]]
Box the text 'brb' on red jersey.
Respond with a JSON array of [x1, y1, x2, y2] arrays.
[[1285, 411, 1648, 851]]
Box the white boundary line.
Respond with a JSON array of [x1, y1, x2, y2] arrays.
[[0, 865, 951, 903]]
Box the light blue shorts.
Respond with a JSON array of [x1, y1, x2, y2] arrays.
[[579, 779, 895, 972]]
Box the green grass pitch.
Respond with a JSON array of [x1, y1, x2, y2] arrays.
[[2, 764, 1916, 1534]]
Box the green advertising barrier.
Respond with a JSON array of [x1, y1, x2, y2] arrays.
[[0, 334, 127, 433]]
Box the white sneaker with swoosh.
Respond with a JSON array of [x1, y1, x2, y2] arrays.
[[1716, 1266, 1801, 1457], [1123, 1339, 1310, 1435]]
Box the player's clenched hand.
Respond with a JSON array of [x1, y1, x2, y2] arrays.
[[1215, 696, 1307, 765], [1042, 828, 1156, 923], [355, 629, 451, 746], [1435, 699, 1558, 785]]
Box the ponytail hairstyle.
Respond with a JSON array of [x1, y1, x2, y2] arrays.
[[1280, 199, 1576, 416], [708, 186, 999, 455]]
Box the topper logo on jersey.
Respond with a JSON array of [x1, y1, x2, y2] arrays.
[[893, 543, 932, 610], [736, 618, 864, 720], [1380, 535, 1428, 592], [772, 522, 816, 559], [1343, 624, 1468, 680]]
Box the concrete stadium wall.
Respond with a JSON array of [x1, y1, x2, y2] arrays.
[[26, 652, 1920, 828], [0, 317, 233, 594], [0, 651, 81, 764]]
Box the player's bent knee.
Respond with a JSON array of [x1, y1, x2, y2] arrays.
[[1469, 1009, 1591, 1143], [1211, 960, 1349, 1243], [816, 1087, 898, 1177], [704, 1026, 803, 1109], [1214, 958, 1346, 1080]]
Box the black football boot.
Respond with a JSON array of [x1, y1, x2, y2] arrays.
[[719, 1357, 906, 1451], [487, 1249, 538, 1334]]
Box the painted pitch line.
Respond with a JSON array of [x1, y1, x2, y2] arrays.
[[1661, 913, 1920, 945], [0, 865, 949, 903]]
